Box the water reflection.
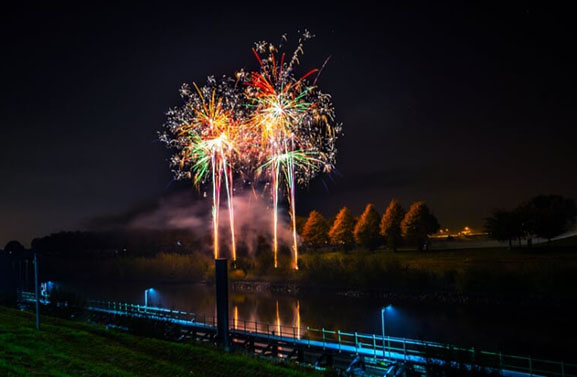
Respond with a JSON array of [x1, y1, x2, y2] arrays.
[[229, 294, 303, 338], [58, 281, 577, 362], [296, 299, 301, 339]]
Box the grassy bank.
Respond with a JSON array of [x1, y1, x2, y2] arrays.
[[0, 306, 321, 377], [297, 247, 577, 297]]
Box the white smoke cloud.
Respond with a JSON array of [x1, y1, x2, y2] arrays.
[[128, 192, 207, 231], [226, 191, 296, 254], [126, 190, 297, 254]]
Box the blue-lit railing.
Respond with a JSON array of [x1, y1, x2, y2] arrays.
[[18, 291, 577, 377]]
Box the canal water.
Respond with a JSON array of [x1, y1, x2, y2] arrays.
[[56, 281, 576, 363]]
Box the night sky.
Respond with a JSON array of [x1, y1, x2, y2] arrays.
[[2, 3, 576, 246]]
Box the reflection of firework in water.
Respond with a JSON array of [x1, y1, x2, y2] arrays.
[[161, 31, 340, 269]]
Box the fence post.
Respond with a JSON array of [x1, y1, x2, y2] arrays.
[[529, 356, 533, 376], [355, 332, 358, 354], [403, 339, 406, 361], [373, 334, 377, 357], [307, 326, 311, 347], [337, 330, 341, 352], [322, 328, 326, 350]]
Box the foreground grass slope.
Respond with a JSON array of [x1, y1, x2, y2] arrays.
[[0, 307, 320, 377]]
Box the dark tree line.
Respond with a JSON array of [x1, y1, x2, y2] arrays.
[[30, 229, 203, 258], [301, 200, 440, 251], [484, 195, 577, 248]]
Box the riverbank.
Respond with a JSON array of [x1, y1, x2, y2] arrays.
[[40, 245, 577, 306], [0, 306, 322, 377]]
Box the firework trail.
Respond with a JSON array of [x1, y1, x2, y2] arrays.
[[161, 77, 248, 261], [247, 31, 339, 269]]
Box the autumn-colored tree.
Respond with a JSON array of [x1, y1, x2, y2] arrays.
[[353, 204, 381, 249], [302, 210, 329, 248], [401, 201, 440, 251], [379, 200, 405, 252], [328, 207, 356, 249]]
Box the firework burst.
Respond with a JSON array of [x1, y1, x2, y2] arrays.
[[161, 76, 251, 261], [246, 31, 340, 269], [161, 31, 340, 270]]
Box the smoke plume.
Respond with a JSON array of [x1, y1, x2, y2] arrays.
[[88, 190, 297, 254]]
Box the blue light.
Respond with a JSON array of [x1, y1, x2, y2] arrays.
[[144, 288, 158, 307], [380, 305, 394, 315]]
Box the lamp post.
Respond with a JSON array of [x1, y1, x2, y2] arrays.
[[33, 252, 40, 331], [215, 259, 230, 351], [144, 288, 153, 308], [381, 305, 392, 359]]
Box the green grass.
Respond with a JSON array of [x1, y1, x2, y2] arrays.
[[336, 246, 577, 274], [300, 234, 577, 275], [292, 246, 577, 295], [0, 307, 322, 377]]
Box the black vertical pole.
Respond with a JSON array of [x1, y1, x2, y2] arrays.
[[33, 252, 40, 331], [215, 258, 229, 351]]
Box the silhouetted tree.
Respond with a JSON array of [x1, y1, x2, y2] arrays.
[[328, 207, 356, 249], [302, 211, 329, 248], [380, 200, 405, 252], [295, 215, 307, 236], [353, 204, 381, 249], [484, 209, 523, 249], [521, 195, 577, 244], [401, 201, 440, 251], [3, 240, 25, 254]]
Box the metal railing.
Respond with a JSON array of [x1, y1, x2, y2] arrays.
[[225, 316, 576, 377], [87, 299, 195, 322], [18, 292, 577, 377]]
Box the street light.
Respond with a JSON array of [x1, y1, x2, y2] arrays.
[[381, 305, 393, 359], [144, 288, 154, 308]]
